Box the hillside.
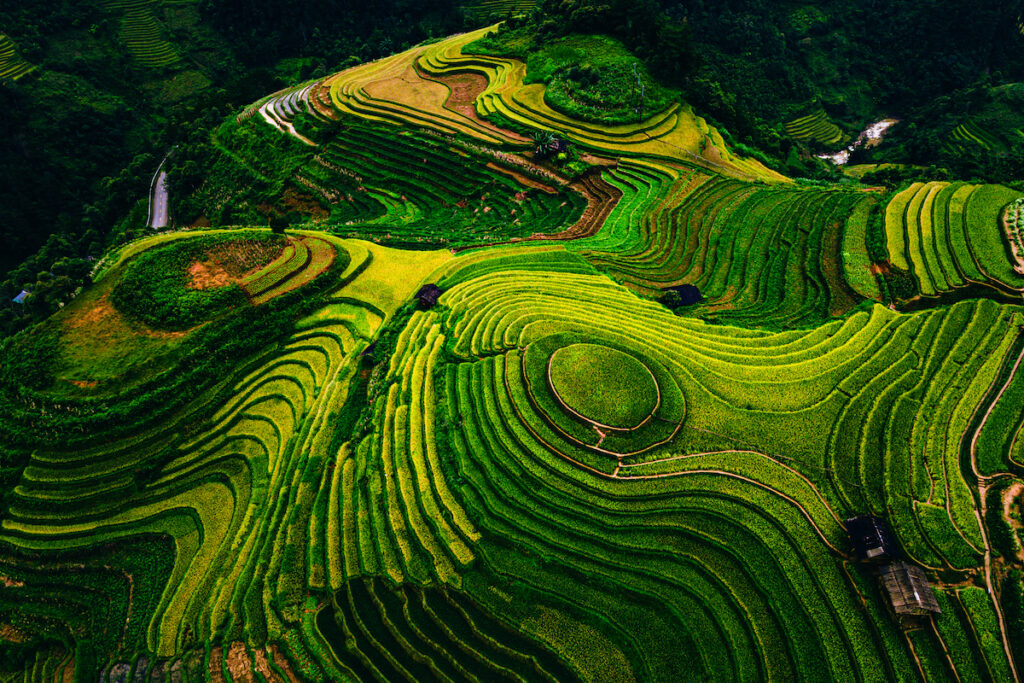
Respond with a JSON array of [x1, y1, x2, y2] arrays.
[[1, 5, 1024, 682]]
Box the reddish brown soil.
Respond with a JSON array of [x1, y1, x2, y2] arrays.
[[187, 261, 234, 289], [870, 261, 892, 276], [485, 162, 558, 193], [281, 187, 329, 220], [561, 169, 623, 239], [208, 647, 225, 683], [67, 294, 186, 340], [579, 153, 618, 166], [0, 575, 25, 588], [186, 239, 287, 290], [226, 642, 253, 682], [419, 68, 531, 143], [0, 624, 28, 642], [252, 647, 278, 682]]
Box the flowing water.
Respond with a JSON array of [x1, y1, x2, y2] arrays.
[[817, 118, 898, 165]]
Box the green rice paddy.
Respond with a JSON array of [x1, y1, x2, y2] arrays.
[[1, 23, 1023, 683]]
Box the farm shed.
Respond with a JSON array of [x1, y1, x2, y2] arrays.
[[879, 562, 941, 616], [845, 515, 899, 562], [415, 283, 444, 310]]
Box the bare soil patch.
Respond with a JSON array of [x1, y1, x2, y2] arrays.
[[226, 642, 252, 682], [420, 68, 532, 143], [186, 239, 286, 290], [208, 647, 225, 683], [281, 186, 328, 220], [67, 294, 186, 340]]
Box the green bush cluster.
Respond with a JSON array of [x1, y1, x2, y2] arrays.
[[112, 236, 254, 330]]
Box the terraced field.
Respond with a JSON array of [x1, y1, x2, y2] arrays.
[[0, 34, 35, 81], [877, 181, 1024, 299], [945, 120, 1024, 155], [103, 0, 181, 68], [3, 22, 1024, 683], [785, 105, 844, 146]]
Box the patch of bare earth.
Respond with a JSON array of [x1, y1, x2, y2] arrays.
[[67, 293, 187, 340], [186, 240, 287, 291], [208, 647, 225, 683], [560, 169, 623, 239], [0, 624, 28, 642], [282, 187, 328, 220], [187, 261, 234, 289], [0, 574, 24, 588], [421, 68, 532, 143], [252, 647, 278, 682], [226, 641, 253, 682]]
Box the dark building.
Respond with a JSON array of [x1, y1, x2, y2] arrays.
[[878, 562, 941, 616], [415, 284, 444, 310], [845, 515, 899, 562]]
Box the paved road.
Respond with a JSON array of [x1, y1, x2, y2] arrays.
[[150, 166, 169, 229]]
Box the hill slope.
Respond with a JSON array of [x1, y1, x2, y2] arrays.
[[1, 16, 1024, 683]]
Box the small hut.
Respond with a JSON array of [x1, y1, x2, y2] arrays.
[[415, 284, 444, 310], [878, 562, 941, 616], [845, 515, 899, 562], [12, 290, 29, 305]]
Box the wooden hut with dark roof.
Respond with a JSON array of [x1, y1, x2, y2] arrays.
[[845, 515, 899, 562], [878, 562, 941, 616], [415, 283, 444, 310]]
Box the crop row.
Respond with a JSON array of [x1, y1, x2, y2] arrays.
[[426, 267, 1024, 678], [302, 123, 585, 243], [119, 7, 180, 68], [321, 33, 523, 147], [439, 270, 1020, 570], [883, 181, 1024, 298], [0, 235, 393, 676], [574, 173, 866, 327], [943, 120, 1024, 155], [784, 106, 843, 146], [414, 29, 786, 183], [441, 351, 892, 681], [0, 34, 35, 81]]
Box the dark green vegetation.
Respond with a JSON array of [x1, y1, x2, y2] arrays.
[[0, 0, 464, 337], [112, 232, 285, 329], [2, 2, 1024, 682], [468, 32, 679, 124]]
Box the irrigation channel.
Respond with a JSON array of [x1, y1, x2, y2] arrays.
[[148, 153, 170, 229], [817, 118, 898, 165]]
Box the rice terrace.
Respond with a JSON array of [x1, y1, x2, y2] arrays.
[[1, 0, 1024, 681]]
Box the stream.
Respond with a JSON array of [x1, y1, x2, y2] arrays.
[[817, 118, 898, 166]]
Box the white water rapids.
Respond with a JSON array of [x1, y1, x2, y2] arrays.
[[817, 118, 898, 166]]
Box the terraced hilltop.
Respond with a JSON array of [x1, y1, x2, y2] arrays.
[[1, 21, 1024, 683]]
